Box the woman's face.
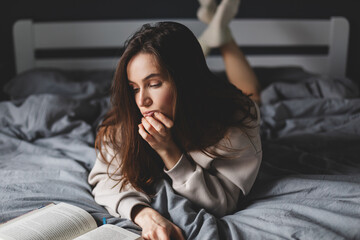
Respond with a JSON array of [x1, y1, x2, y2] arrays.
[[127, 52, 175, 119]]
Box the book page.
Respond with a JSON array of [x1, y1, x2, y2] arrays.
[[0, 204, 55, 228], [74, 224, 142, 240], [0, 203, 97, 240]]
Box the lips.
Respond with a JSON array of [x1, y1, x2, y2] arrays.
[[143, 111, 157, 117]]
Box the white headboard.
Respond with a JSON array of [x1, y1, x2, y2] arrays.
[[13, 17, 349, 77]]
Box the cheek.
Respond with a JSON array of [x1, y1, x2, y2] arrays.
[[160, 91, 175, 113], [163, 92, 174, 105]]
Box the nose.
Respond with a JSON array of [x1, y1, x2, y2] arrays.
[[137, 90, 152, 107]]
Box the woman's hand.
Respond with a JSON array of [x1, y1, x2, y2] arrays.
[[132, 205, 185, 240], [138, 112, 181, 169]]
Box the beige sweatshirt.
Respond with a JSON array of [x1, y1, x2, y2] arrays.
[[88, 104, 262, 220]]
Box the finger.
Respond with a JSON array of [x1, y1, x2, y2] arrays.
[[154, 112, 174, 128], [141, 118, 158, 136], [142, 232, 153, 240], [141, 232, 150, 240], [157, 229, 170, 240], [144, 231, 157, 240], [145, 116, 167, 136], [138, 123, 154, 143]]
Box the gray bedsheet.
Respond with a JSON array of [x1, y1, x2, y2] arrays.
[[1, 67, 360, 239]]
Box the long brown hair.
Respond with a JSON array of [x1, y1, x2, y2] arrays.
[[95, 22, 257, 195]]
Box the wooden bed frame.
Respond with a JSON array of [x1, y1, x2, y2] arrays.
[[13, 17, 349, 77]]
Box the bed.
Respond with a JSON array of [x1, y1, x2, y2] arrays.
[[1, 17, 360, 239]]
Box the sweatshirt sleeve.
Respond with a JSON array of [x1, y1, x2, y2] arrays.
[[164, 103, 262, 217], [88, 146, 151, 221]]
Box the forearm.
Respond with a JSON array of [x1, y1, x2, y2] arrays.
[[157, 143, 182, 170], [164, 124, 262, 217], [164, 153, 240, 217], [89, 151, 151, 220], [132, 205, 154, 226]]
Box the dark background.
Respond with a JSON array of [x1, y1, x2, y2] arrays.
[[1, 0, 359, 101]]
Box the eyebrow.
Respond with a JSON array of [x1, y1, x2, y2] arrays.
[[128, 73, 162, 84]]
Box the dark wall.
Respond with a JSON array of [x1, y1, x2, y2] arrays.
[[1, 0, 359, 100]]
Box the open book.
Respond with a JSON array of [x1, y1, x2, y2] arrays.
[[0, 202, 142, 240]]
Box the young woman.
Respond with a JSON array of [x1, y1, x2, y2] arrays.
[[88, 0, 261, 239]]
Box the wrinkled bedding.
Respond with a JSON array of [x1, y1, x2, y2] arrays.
[[1, 67, 359, 239]]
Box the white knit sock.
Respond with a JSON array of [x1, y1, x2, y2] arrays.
[[197, 0, 217, 24], [198, 0, 240, 48], [198, 38, 212, 56]]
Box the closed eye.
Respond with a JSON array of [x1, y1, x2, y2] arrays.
[[132, 88, 140, 93], [150, 83, 162, 88]]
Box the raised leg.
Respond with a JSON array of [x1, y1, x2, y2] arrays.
[[196, 0, 261, 104], [220, 39, 260, 104]]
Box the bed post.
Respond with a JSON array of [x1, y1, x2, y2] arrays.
[[328, 17, 349, 78], [13, 19, 35, 74]]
